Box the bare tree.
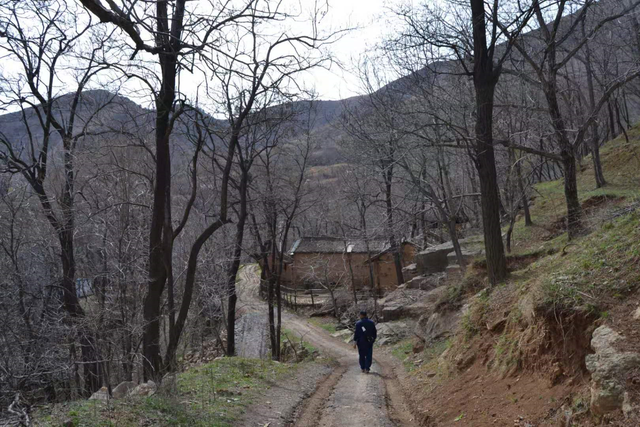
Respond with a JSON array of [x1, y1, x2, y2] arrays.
[[249, 102, 318, 360], [498, 0, 640, 238], [75, 0, 272, 379], [0, 0, 118, 393], [387, 0, 537, 283]]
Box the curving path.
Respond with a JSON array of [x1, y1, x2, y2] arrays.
[[235, 265, 416, 427]]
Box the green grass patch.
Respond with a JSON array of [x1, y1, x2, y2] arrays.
[[35, 358, 292, 427], [308, 317, 338, 334], [281, 328, 319, 360], [390, 339, 415, 370], [537, 211, 640, 314]]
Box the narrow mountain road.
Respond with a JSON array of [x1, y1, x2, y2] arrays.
[[235, 265, 270, 359], [283, 311, 416, 427], [235, 265, 417, 427]]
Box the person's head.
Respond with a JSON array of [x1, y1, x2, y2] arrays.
[[359, 310, 367, 319]]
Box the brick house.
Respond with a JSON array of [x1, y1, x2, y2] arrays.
[[275, 237, 416, 293]]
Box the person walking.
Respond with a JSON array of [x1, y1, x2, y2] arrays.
[[353, 310, 377, 373]]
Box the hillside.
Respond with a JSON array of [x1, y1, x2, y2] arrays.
[[386, 127, 640, 426]]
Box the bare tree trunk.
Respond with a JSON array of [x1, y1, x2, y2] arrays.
[[470, 0, 507, 285], [562, 149, 583, 239], [516, 157, 533, 226], [226, 167, 249, 357], [583, 24, 607, 188], [383, 167, 404, 286], [143, 54, 176, 379], [543, 75, 583, 239]]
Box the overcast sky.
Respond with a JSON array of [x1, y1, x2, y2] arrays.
[[0, 0, 406, 111], [296, 0, 400, 100]]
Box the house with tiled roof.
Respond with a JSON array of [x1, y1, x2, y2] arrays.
[[276, 236, 416, 293]]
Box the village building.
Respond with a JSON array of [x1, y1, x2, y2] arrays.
[[276, 237, 417, 293]]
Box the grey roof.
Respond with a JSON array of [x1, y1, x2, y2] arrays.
[[289, 237, 388, 255]]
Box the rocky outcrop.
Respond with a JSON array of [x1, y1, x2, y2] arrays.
[[331, 329, 353, 343], [158, 374, 178, 395], [403, 273, 444, 290], [416, 242, 455, 274], [89, 386, 110, 401], [585, 325, 640, 416], [415, 237, 483, 274], [415, 310, 462, 344], [402, 263, 418, 281], [112, 381, 136, 399], [379, 287, 448, 321], [375, 321, 409, 345], [446, 249, 482, 266], [129, 381, 157, 397]]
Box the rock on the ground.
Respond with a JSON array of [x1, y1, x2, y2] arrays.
[[402, 263, 418, 281], [585, 325, 640, 416], [128, 381, 157, 397], [89, 386, 110, 401], [633, 306, 640, 320], [158, 374, 177, 395], [415, 309, 461, 343], [415, 238, 479, 275], [112, 381, 136, 399], [445, 249, 482, 266], [331, 329, 353, 339], [346, 321, 409, 346], [416, 243, 454, 274], [377, 321, 408, 337], [445, 264, 463, 279], [379, 286, 448, 321], [404, 274, 444, 291]]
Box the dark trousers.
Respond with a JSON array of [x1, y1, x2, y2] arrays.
[[357, 343, 373, 370]]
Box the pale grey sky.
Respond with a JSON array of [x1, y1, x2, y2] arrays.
[[304, 0, 398, 100], [0, 0, 405, 111]]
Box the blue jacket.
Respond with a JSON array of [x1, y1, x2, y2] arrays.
[[354, 318, 377, 346]]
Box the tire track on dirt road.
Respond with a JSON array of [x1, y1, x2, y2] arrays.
[[283, 312, 417, 427], [235, 265, 416, 427]]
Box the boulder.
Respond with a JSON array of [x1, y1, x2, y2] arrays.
[[376, 337, 394, 346], [89, 386, 110, 401], [446, 249, 482, 266], [415, 309, 461, 343], [415, 238, 476, 275], [445, 264, 463, 280], [381, 304, 404, 321], [402, 263, 418, 281], [585, 326, 640, 416], [158, 374, 178, 395], [404, 274, 444, 291], [416, 244, 453, 274], [128, 381, 157, 397], [374, 321, 409, 345], [403, 263, 417, 273], [331, 329, 353, 339], [379, 286, 449, 321], [377, 321, 408, 337], [112, 381, 136, 399]]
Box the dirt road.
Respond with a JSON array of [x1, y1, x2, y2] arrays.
[[235, 265, 270, 359], [283, 312, 416, 427], [235, 265, 416, 427]]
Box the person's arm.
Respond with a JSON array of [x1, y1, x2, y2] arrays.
[[371, 321, 377, 342], [353, 322, 361, 343]]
